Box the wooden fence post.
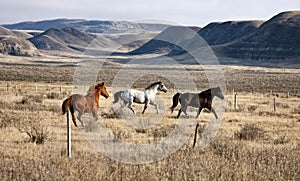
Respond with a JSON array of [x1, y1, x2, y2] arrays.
[[6, 82, 9, 92], [67, 111, 71, 158], [15, 85, 19, 96], [273, 97, 276, 112], [193, 123, 199, 148], [60, 84, 63, 97], [35, 83, 38, 93], [233, 92, 237, 112]]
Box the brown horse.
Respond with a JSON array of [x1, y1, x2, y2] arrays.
[[170, 87, 224, 119], [62, 82, 109, 127]]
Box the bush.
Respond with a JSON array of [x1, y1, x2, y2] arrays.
[[0, 114, 20, 128], [18, 95, 43, 104], [247, 105, 258, 113], [274, 134, 289, 145], [18, 123, 52, 144], [234, 124, 266, 141], [46, 92, 60, 99]]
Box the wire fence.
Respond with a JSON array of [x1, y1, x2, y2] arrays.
[[0, 81, 299, 152]]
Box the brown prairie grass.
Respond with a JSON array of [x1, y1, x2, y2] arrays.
[[0, 81, 299, 180]]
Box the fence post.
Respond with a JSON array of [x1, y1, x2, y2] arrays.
[[269, 90, 272, 97], [287, 91, 289, 98], [35, 83, 38, 93], [233, 90, 237, 112], [273, 97, 276, 112], [15, 85, 19, 96], [60, 84, 63, 97], [193, 123, 199, 148], [6, 82, 9, 92], [67, 111, 71, 158]]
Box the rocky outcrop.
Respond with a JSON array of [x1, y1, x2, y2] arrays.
[[0, 26, 39, 56], [0, 36, 39, 56]]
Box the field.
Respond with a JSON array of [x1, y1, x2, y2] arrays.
[[0, 56, 299, 180]]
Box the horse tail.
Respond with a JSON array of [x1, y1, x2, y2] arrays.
[[170, 92, 182, 113], [62, 96, 72, 115], [113, 91, 124, 104]]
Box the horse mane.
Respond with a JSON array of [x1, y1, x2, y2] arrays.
[[86, 84, 96, 96], [145, 81, 162, 89], [199, 88, 211, 96], [199, 87, 220, 96]]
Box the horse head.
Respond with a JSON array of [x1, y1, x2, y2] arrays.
[[213, 87, 224, 100], [95, 82, 109, 99], [158, 82, 168, 93]]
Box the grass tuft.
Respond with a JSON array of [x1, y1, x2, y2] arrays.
[[234, 123, 267, 141]]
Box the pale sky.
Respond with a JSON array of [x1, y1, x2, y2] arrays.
[[1, 0, 300, 27]]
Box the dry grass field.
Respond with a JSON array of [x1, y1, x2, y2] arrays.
[[0, 56, 299, 180]]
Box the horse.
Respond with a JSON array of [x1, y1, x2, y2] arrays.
[[170, 87, 224, 119], [113, 81, 168, 114], [62, 82, 109, 127]]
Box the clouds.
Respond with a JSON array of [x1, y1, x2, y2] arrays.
[[1, 0, 300, 26]]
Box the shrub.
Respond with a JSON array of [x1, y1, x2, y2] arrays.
[[46, 92, 60, 99], [247, 105, 258, 113], [18, 95, 43, 104], [18, 123, 52, 144], [0, 114, 20, 128], [274, 134, 289, 145], [234, 124, 266, 141]]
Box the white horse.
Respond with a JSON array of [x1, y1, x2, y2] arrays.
[[113, 81, 168, 114]]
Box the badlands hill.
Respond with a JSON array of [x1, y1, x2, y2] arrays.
[[28, 27, 158, 53], [216, 11, 300, 61], [129, 20, 264, 56], [28, 27, 98, 52], [1, 11, 300, 67], [0, 26, 39, 56], [130, 11, 300, 66]]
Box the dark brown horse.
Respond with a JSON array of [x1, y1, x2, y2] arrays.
[[62, 82, 109, 127], [170, 87, 224, 119]]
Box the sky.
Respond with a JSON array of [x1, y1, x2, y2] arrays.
[[1, 0, 300, 27]]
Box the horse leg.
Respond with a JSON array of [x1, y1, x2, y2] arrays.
[[77, 110, 84, 126], [177, 109, 182, 119], [182, 106, 188, 116], [211, 107, 218, 119], [148, 101, 159, 114], [127, 97, 136, 114], [143, 100, 153, 114], [68, 105, 78, 127], [70, 111, 77, 127], [142, 103, 148, 114], [92, 108, 99, 120], [128, 106, 135, 114], [121, 100, 127, 108], [196, 107, 203, 118]]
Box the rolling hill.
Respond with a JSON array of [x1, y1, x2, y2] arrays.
[[130, 11, 300, 66], [3, 19, 170, 34], [1, 11, 300, 67], [28, 27, 97, 52], [129, 26, 201, 55], [0, 26, 39, 56], [28, 27, 157, 53], [215, 11, 300, 61], [129, 21, 263, 55], [197, 20, 263, 45]]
